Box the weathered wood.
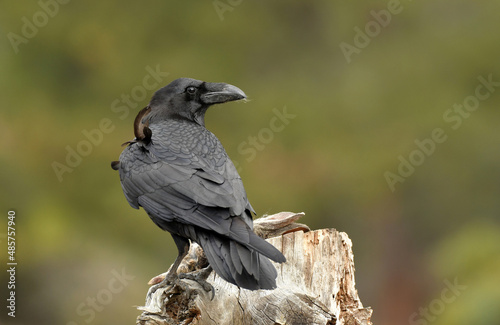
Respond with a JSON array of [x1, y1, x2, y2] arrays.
[[137, 212, 373, 325]]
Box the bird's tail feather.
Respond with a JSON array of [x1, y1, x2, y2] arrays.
[[197, 231, 279, 290], [228, 217, 286, 264], [192, 207, 286, 264]]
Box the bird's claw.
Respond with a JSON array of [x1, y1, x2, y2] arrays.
[[146, 268, 215, 302], [146, 275, 174, 301], [178, 267, 215, 300]]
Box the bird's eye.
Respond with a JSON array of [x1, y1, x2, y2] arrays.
[[186, 86, 197, 94]]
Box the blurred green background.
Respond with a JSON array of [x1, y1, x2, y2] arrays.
[[1, 1, 499, 324]]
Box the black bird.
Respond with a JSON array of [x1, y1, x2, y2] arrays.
[[112, 78, 286, 291]]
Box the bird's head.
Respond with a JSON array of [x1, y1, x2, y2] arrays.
[[145, 78, 247, 126]]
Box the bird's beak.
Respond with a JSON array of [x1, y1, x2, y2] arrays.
[[200, 82, 247, 105]]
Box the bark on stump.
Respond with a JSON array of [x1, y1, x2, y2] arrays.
[[137, 212, 373, 325]]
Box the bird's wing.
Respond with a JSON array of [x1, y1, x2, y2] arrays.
[[118, 124, 254, 229], [118, 123, 285, 264]]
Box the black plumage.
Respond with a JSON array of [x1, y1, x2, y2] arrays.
[[113, 78, 286, 290]]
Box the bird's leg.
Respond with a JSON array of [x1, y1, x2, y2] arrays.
[[158, 249, 188, 285], [147, 235, 189, 297], [179, 265, 215, 300]]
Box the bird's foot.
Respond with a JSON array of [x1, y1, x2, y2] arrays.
[[146, 267, 214, 303], [146, 273, 177, 303], [179, 266, 215, 300]]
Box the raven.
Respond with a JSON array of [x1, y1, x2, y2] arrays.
[[112, 78, 286, 291]]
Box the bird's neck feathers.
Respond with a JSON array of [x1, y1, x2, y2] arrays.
[[146, 104, 208, 127], [191, 107, 209, 127]]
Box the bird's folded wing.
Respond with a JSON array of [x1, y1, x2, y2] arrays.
[[119, 141, 284, 262], [119, 141, 253, 226]]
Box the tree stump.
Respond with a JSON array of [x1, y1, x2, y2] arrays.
[[136, 212, 373, 325]]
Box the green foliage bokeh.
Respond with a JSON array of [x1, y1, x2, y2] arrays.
[[1, 1, 499, 324]]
